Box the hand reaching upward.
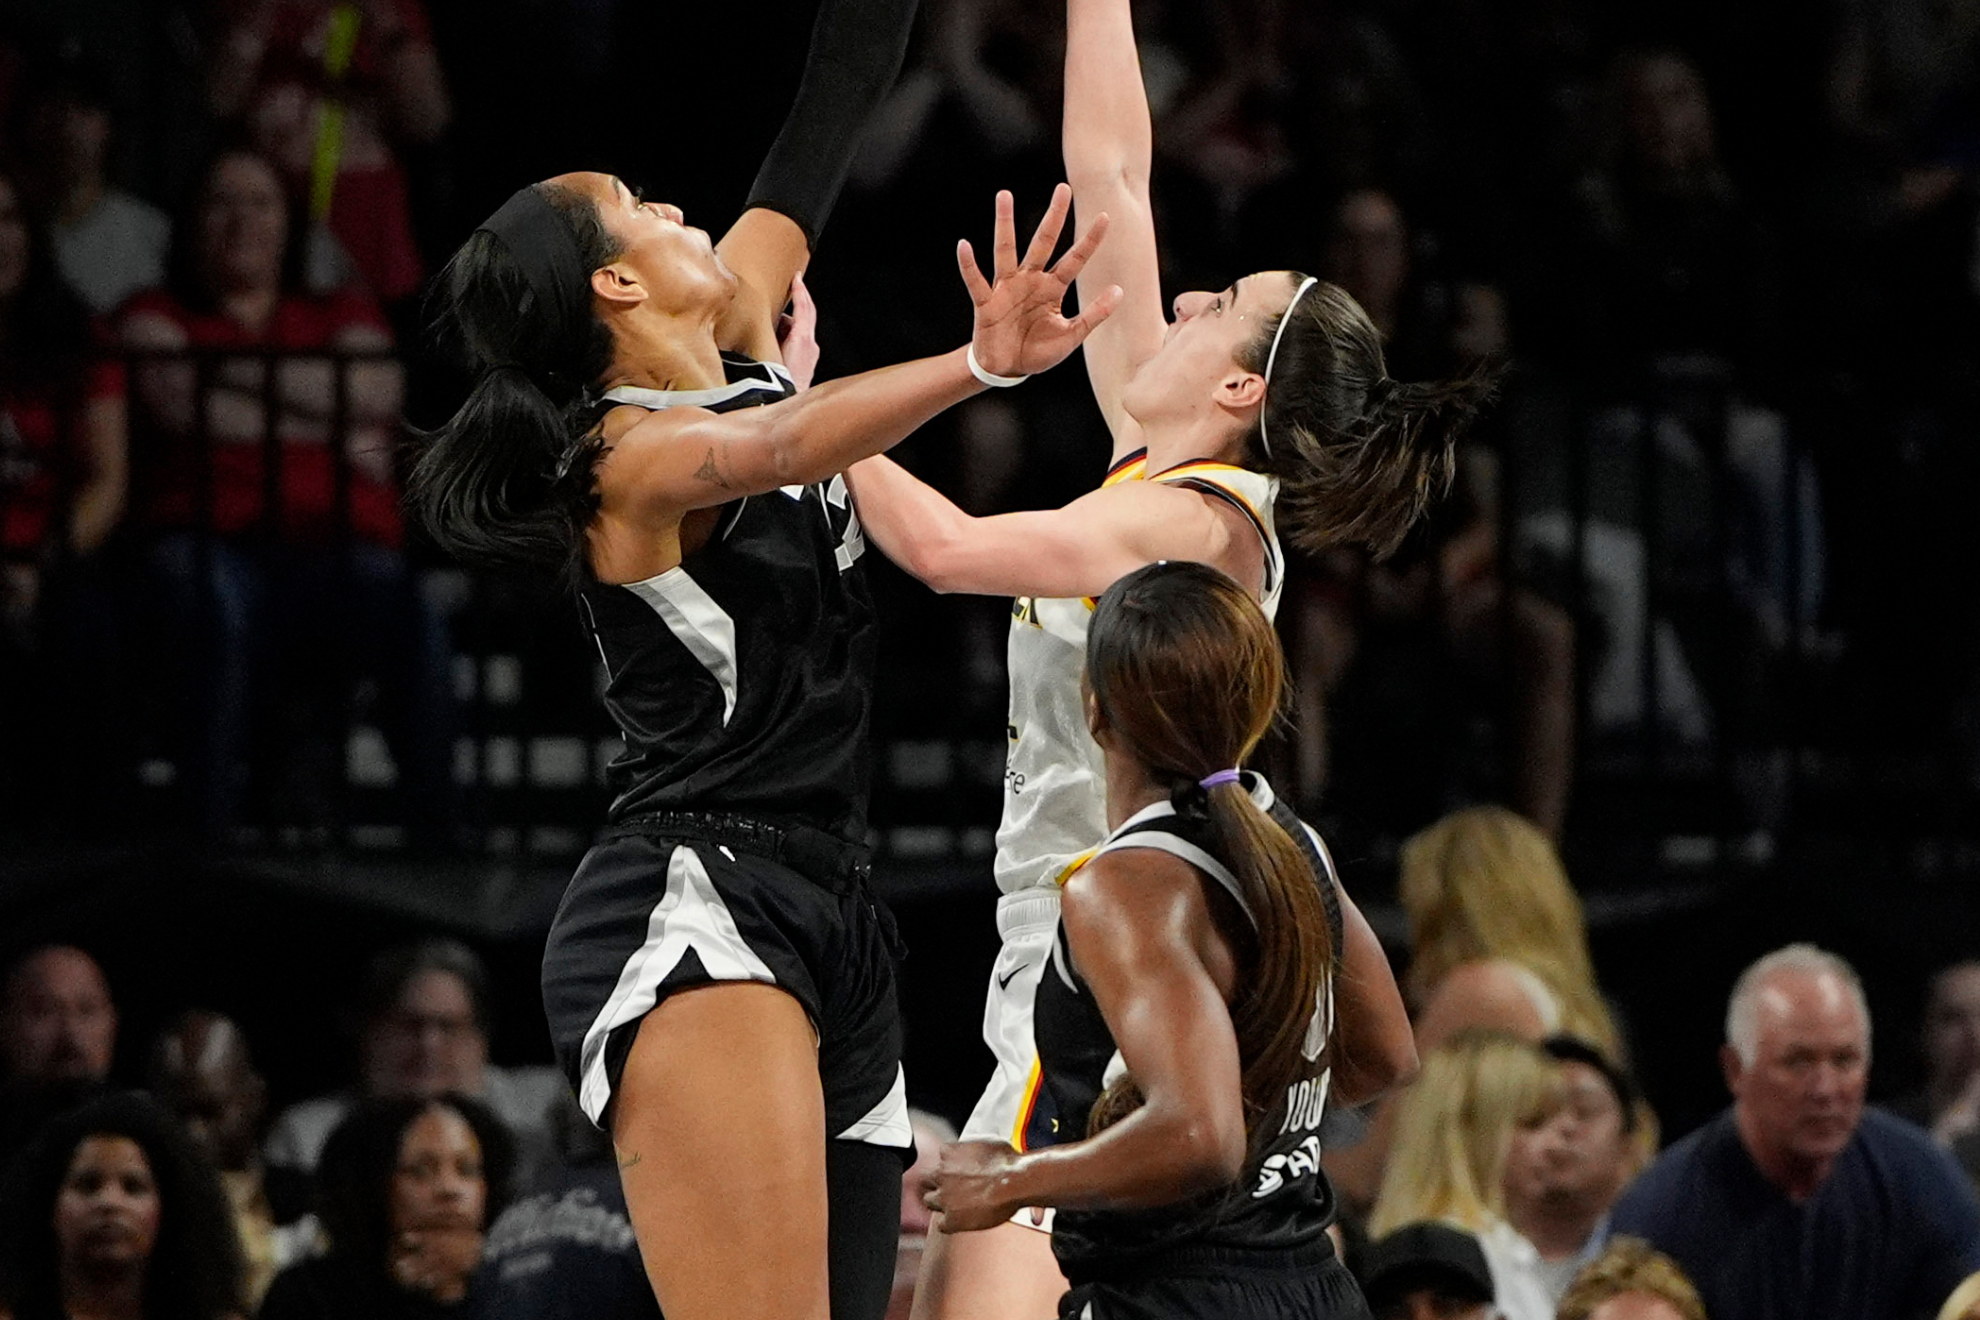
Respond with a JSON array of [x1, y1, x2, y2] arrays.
[[960, 184, 1122, 381]]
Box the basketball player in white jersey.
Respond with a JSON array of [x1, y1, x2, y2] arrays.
[[845, 0, 1493, 1315]]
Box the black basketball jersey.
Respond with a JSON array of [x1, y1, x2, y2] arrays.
[[576, 353, 875, 840], [1035, 772, 1348, 1277]]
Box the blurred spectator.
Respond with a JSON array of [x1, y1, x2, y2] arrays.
[[1, 946, 117, 1088], [1503, 1037, 1646, 1303], [1356, 1220, 1499, 1320], [470, 1093, 654, 1320], [260, 1094, 512, 1320], [1611, 944, 1980, 1319], [889, 1108, 956, 1320], [1555, 1236, 1706, 1320], [147, 1010, 309, 1308], [13, 59, 170, 316], [1898, 960, 1980, 1170], [1398, 807, 1622, 1058], [0, 163, 129, 826], [1556, 49, 1782, 385], [1944, 1274, 1980, 1320], [264, 940, 561, 1207], [204, 0, 451, 305], [1287, 190, 1573, 838], [0, 1091, 244, 1320], [117, 146, 451, 838], [1369, 1032, 1562, 1320]]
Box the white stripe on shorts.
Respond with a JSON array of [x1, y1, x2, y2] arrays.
[[836, 1063, 913, 1147], [576, 844, 776, 1123]]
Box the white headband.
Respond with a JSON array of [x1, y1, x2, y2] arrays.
[[1258, 276, 1318, 458]]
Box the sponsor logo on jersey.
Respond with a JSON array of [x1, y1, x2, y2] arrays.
[[1279, 1071, 1333, 1135], [1252, 1133, 1322, 1199]]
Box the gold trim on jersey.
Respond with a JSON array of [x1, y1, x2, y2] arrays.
[[1054, 847, 1100, 885]]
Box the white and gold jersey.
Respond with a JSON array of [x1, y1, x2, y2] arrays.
[[990, 450, 1284, 897]]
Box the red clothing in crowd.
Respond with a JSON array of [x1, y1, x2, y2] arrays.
[[0, 357, 123, 558], [118, 286, 403, 548], [223, 0, 434, 303]]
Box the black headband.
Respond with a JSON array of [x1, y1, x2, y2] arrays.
[[477, 186, 590, 350], [1543, 1034, 1641, 1130]]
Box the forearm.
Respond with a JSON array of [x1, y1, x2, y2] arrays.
[[1327, 886, 1418, 1107], [746, 0, 918, 244], [844, 456, 970, 587], [704, 349, 984, 497], [1064, 0, 1151, 190], [999, 1100, 1239, 1213], [68, 397, 128, 554]]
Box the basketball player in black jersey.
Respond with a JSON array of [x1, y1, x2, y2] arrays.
[[921, 562, 1419, 1319], [405, 4, 1123, 1314]]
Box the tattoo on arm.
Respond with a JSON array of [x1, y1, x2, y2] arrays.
[[693, 447, 734, 489]]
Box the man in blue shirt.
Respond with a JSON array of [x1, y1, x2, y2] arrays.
[[1610, 944, 1980, 1320]]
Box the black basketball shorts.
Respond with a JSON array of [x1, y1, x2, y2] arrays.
[[541, 822, 909, 1156], [1057, 1245, 1372, 1320]]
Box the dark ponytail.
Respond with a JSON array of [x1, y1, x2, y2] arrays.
[[1244, 278, 1498, 559], [1083, 561, 1338, 1148], [409, 183, 623, 577]]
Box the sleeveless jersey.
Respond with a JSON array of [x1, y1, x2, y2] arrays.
[[576, 353, 875, 839], [993, 450, 1284, 895], [1035, 773, 1347, 1276]]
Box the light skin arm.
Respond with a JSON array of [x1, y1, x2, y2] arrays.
[[1064, 0, 1168, 453], [922, 851, 1248, 1229], [844, 452, 1258, 600], [604, 188, 1119, 518]]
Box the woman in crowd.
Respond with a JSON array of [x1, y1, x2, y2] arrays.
[[117, 144, 450, 838], [0, 164, 128, 830], [0, 1092, 245, 1320], [1369, 1032, 1564, 1320], [920, 561, 1418, 1319], [259, 1094, 513, 1320], [1397, 806, 1621, 1055], [844, 0, 1490, 1312], [406, 0, 1114, 1304]]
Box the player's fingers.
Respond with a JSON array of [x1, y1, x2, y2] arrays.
[[992, 189, 1018, 279], [1021, 182, 1073, 271], [1066, 284, 1124, 340], [1051, 211, 1111, 285], [957, 240, 992, 306]]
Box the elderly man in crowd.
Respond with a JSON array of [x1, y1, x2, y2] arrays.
[[0, 944, 116, 1087], [1611, 943, 1980, 1319], [1503, 1036, 1645, 1302], [264, 938, 564, 1205]]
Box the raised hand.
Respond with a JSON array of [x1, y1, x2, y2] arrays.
[[776, 271, 821, 392], [959, 184, 1121, 380]]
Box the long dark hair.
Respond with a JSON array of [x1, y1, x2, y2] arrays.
[[316, 1094, 515, 1284], [0, 1092, 245, 1320], [1241, 276, 1496, 558], [408, 182, 623, 577], [1083, 561, 1336, 1143]]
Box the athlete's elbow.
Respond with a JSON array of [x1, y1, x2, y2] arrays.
[[1162, 1113, 1247, 1196]]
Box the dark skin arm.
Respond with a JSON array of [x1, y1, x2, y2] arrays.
[[712, 209, 812, 362], [1325, 876, 1418, 1107], [922, 850, 1248, 1229], [595, 187, 1115, 525]]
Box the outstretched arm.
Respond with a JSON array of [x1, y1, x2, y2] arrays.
[[922, 851, 1248, 1229], [716, 0, 921, 358], [845, 453, 1255, 600], [611, 188, 1116, 516], [1064, 0, 1168, 453]]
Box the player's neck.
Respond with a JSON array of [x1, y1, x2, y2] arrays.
[[1102, 751, 1168, 831], [603, 312, 728, 393], [1137, 412, 1247, 474]]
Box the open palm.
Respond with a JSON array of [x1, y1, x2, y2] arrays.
[[961, 184, 1121, 380]]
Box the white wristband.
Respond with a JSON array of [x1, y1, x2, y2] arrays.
[[967, 345, 1028, 388]]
